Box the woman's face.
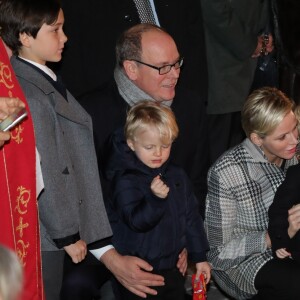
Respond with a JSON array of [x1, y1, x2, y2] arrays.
[[260, 110, 298, 164]]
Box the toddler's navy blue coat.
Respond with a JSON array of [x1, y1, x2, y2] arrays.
[[106, 128, 209, 270]]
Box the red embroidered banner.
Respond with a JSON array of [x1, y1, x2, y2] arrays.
[[0, 40, 44, 300]]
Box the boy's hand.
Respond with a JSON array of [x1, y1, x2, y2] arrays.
[[64, 239, 87, 263], [151, 175, 169, 199], [195, 261, 211, 284]]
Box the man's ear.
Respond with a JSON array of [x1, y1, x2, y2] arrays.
[[250, 132, 263, 147], [19, 32, 31, 47], [123, 60, 138, 80], [127, 139, 135, 151]]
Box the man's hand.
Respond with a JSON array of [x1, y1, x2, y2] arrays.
[[177, 248, 188, 275], [252, 34, 274, 58], [64, 239, 87, 263], [0, 97, 25, 147], [0, 97, 25, 120], [101, 248, 165, 298], [0, 131, 11, 147]]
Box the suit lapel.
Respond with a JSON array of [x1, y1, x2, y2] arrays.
[[11, 56, 89, 127]]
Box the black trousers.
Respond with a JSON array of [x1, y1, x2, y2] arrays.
[[60, 251, 111, 300], [42, 251, 65, 300], [254, 258, 300, 300], [113, 268, 185, 300]]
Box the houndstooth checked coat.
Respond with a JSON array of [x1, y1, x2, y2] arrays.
[[205, 138, 298, 299]]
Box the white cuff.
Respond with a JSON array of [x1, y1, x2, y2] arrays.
[[89, 245, 114, 260]]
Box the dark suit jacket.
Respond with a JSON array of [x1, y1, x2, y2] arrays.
[[79, 80, 209, 217], [57, 0, 207, 101], [201, 0, 270, 114], [268, 163, 300, 262]]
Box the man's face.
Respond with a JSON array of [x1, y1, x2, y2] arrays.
[[131, 30, 181, 102]]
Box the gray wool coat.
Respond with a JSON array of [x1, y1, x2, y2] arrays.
[[11, 56, 112, 251]]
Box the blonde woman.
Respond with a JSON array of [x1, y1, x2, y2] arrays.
[[205, 87, 300, 299]]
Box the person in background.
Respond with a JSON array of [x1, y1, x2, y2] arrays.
[[272, 0, 300, 104], [0, 245, 23, 300], [205, 87, 300, 299], [201, 0, 274, 164], [107, 101, 211, 299]]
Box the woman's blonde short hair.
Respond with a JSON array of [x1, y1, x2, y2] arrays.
[[242, 87, 295, 138], [125, 101, 179, 144]]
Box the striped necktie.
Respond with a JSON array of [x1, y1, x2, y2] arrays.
[[133, 0, 156, 24]]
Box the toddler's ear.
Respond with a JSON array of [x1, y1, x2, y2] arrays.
[[127, 139, 135, 151]]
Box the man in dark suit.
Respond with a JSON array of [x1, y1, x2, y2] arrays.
[[57, 0, 207, 102], [80, 24, 209, 218]]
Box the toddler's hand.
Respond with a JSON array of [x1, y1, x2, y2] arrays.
[[151, 175, 169, 198], [195, 261, 211, 284]]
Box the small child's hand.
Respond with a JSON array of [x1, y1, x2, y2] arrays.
[[276, 248, 291, 259], [151, 175, 169, 198], [195, 261, 211, 284]]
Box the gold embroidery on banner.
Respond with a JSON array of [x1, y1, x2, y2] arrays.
[[0, 61, 14, 89], [15, 186, 30, 215], [15, 186, 31, 267], [16, 239, 29, 267], [11, 124, 24, 144], [16, 216, 29, 238], [0, 61, 25, 145]]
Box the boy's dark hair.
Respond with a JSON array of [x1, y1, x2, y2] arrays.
[[0, 0, 61, 55]]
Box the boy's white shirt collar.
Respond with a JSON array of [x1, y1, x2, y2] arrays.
[[18, 56, 57, 81]]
